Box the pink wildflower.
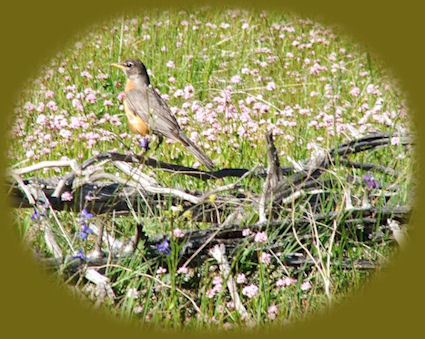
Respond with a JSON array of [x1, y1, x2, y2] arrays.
[[350, 87, 361, 97], [166, 60, 175, 68], [173, 228, 184, 238], [391, 136, 400, 145], [268, 305, 279, 320], [206, 288, 216, 299], [36, 102, 45, 113], [212, 276, 223, 286], [59, 129, 72, 139], [242, 284, 258, 298], [26, 150, 35, 158], [231, 75, 242, 84], [254, 231, 268, 243], [183, 85, 194, 99], [61, 191, 73, 201], [301, 281, 312, 291], [266, 81, 276, 91], [226, 301, 235, 309], [236, 273, 246, 284], [260, 252, 272, 265], [309, 63, 327, 75], [173, 89, 184, 98], [81, 70, 92, 78], [177, 266, 188, 274], [36, 114, 47, 125], [96, 72, 109, 80], [72, 99, 84, 112], [45, 90, 54, 99], [85, 93, 97, 103], [116, 92, 125, 101], [242, 228, 251, 236], [276, 277, 297, 287], [126, 288, 140, 299], [24, 102, 35, 112]]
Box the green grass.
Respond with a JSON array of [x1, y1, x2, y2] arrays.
[[9, 7, 413, 329]]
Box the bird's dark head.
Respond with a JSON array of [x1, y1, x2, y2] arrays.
[[111, 58, 150, 85]]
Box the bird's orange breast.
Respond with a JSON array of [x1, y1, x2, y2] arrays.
[[125, 79, 135, 92], [123, 79, 149, 136], [124, 101, 149, 136]]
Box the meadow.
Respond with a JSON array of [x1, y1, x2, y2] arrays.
[[9, 7, 413, 329]]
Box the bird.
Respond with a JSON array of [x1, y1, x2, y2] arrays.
[[111, 58, 215, 170]]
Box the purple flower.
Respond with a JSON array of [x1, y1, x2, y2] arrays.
[[364, 173, 377, 189], [81, 208, 94, 219], [73, 248, 89, 261], [138, 137, 150, 151], [156, 238, 171, 255], [31, 208, 44, 221], [77, 222, 94, 240]]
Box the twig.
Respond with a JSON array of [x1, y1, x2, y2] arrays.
[[114, 161, 201, 204], [10, 159, 80, 176], [259, 133, 282, 223], [209, 244, 249, 320], [10, 173, 35, 205], [199, 165, 258, 202], [339, 159, 399, 176], [84, 268, 116, 299]]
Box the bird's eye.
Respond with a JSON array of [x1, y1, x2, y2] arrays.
[[126, 62, 133, 68]]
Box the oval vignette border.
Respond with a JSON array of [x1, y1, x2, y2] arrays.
[[0, 0, 423, 338]]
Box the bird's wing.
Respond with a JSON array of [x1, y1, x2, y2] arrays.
[[124, 87, 181, 139]]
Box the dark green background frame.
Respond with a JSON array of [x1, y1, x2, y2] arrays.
[[1, 1, 423, 338]]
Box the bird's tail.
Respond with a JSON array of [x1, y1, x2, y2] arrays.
[[178, 132, 215, 170]]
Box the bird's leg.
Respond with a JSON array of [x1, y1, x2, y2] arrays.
[[154, 135, 164, 151]]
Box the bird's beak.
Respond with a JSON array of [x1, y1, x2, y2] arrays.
[[111, 63, 125, 70]]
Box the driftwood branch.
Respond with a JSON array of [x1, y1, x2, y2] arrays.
[[35, 204, 410, 277], [9, 132, 413, 278], [8, 132, 411, 216]]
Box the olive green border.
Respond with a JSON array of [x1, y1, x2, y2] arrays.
[[1, 1, 423, 338]]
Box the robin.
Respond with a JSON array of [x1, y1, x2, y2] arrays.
[[111, 58, 215, 170]]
